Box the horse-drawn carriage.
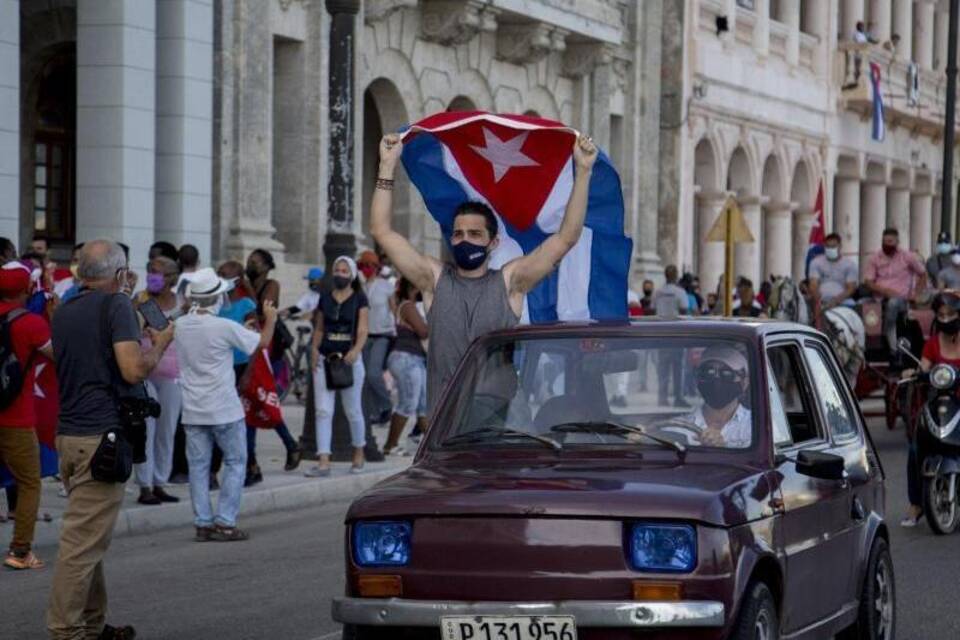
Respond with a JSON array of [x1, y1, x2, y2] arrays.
[[766, 277, 932, 430]]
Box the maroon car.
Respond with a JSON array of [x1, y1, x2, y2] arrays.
[[333, 320, 894, 640]]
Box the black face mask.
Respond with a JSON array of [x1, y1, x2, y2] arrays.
[[940, 318, 960, 336], [245, 267, 260, 282], [642, 288, 654, 297], [452, 241, 489, 271], [697, 376, 742, 409], [309, 282, 323, 293], [333, 275, 351, 290]]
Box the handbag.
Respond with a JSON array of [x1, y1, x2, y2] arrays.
[[257, 281, 295, 360], [89, 294, 134, 483], [324, 353, 354, 389]]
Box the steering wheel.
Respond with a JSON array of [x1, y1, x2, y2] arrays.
[[646, 418, 702, 445]]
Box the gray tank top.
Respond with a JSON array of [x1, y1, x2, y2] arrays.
[[427, 265, 519, 413]]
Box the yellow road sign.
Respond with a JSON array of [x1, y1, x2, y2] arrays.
[[706, 196, 754, 316]]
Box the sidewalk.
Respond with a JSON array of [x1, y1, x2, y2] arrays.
[[2, 403, 412, 549]]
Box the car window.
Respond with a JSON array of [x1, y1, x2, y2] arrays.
[[766, 356, 793, 447], [436, 336, 757, 451], [804, 343, 858, 441], [766, 343, 822, 446]]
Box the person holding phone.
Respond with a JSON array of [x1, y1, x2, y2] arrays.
[[306, 256, 369, 477], [133, 257, 182, 505]]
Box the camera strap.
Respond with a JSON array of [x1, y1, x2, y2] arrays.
[[97, 293, 123, 402]]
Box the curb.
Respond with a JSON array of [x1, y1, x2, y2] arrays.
[[29, 465, 404, 549]]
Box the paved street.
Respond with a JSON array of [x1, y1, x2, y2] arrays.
[[1, 408, 959, 639]]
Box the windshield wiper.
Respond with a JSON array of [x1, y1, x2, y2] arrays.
[[549, 421, 686, 461], [443, 426, 562, 451]]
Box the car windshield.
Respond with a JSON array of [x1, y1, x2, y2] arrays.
[[436, 335, 757, 451]]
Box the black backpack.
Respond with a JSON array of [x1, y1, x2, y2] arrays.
[[0, 309, 32, 409]]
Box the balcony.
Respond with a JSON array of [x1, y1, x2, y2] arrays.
[[837, 42, 954, 139]]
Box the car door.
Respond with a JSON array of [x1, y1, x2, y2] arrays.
[[802, 338, 872, 609], [766, 339, 852, 632]]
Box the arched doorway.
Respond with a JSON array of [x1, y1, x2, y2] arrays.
[[693, 138, 721, 283], [362, 78, 411, 243], [30, 45, 76, 246], [447, 95, 477, 112], [790, 161, 813, 280]]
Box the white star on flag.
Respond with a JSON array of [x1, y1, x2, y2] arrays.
[[469, 128, 540, 182]]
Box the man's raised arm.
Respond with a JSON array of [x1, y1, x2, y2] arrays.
[[506, 135, 598, 294], [370, 133, 441, 293]]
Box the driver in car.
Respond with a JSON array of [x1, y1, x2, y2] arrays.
[[682, 346, 752, 448]]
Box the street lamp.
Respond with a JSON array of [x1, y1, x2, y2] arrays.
[[942, 0, 959, 233]]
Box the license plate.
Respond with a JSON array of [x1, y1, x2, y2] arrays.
[[440, 616, 577, 640]]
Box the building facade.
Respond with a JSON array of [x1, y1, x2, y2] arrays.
[[661, 0, 960, 288], [0, 0, 664, 301]]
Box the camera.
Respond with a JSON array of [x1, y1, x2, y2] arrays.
[[117, 392, 161, 464]]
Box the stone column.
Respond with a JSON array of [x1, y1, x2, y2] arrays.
[[763, 204, 793, 279], [696, 192, 726, 285], [76, 0, 156, 269], [914, 0, 935, 68], [887, 186, 911, 243], [782, 0, 801, 65], [735, 197, 762, 284], [0, 0, 19, 241], [861, 180, 887, 268], [892, 0, 913, 60], [835, 175, 862, 265], [631, 0, 663, 282], [792, 209, 815, 281], [754, 0, 770, 57], [911, 191, 933, 255], [155, 0, 214, 257], [322, 0, 360, 272], [224, 0, 283, 260], [869, 0, 891, 42], [935, 4, 949, 70], [843, 0, 866, 38]]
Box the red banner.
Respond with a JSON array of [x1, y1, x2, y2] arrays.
[[241, 349, 283, 429]]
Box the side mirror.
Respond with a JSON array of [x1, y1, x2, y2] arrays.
[[795, 450, 847, 481]]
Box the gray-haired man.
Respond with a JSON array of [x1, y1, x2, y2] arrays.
[[47, 240, 175, 640]]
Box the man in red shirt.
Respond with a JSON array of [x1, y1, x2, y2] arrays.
[[864, 228, 927, 357], [0, 263, 54, 569]]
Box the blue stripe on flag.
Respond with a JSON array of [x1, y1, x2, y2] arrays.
[[586, 152, 631, 319]]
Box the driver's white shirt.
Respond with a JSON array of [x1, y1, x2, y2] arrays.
[[679, 404, 753, 448]]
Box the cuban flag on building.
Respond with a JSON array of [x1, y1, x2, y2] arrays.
[[400, 111, 631, 322], [870, 62, 885, 141], [804, 180, 826, 277]]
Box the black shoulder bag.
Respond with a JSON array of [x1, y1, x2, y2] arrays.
[[89, 293, 134, 484], [257, 280, 294, 361], [323, 295, 357, 390]]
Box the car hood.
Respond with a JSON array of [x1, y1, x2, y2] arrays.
[[346, 459, 775, 527]]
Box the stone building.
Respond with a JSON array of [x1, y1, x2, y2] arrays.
[[0, 0, 664, 300], [661, 0, 960, 287]]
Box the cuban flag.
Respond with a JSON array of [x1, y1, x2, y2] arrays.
[[804, 180, 826, 277], [400, 112, 631, 322], [870, 62, 885, 141]]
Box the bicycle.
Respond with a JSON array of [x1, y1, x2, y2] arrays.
[[281, 324, 312, 405]]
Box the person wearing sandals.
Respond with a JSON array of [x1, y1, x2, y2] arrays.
[[175, 268, 278, 542], [0, 264, 54, 570], [306, 256, 369, 476], [384, 278, 429, 454]]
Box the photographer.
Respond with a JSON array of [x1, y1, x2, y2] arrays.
[[175, 268, 277, 542], [47, 240, 174, 640]]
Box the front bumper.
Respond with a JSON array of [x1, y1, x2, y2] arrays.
[[331, 597, 725, 628]]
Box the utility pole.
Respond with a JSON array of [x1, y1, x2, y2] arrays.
[[942, 0, 959, 233]]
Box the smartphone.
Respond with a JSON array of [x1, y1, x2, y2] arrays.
[[139, 298, 170, 331]]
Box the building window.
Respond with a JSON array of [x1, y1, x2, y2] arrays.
[[736, 0, 755, 10], [32, 48, 76, 243]]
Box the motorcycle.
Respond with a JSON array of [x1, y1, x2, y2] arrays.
[[900, 338, 960, 534]]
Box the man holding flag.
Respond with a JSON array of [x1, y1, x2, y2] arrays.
[[371, 116, 601, 413]]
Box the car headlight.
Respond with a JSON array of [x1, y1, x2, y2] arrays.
[[352, 521, 412, 567], [628, 523, 697, 573], [931, 364, 957, 390]]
